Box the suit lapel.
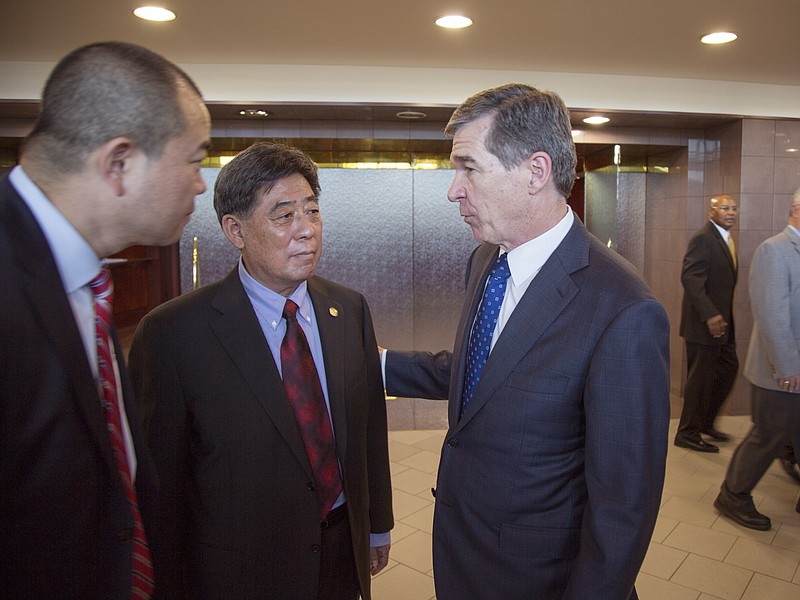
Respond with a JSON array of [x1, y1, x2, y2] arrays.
[[707, 221, 736, 275], [209, 269, 313, 479], [454, 220, 588, 430], [308, 278, 348, 465], [7, 185, 117, 473]]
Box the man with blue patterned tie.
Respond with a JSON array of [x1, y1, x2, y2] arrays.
[[383, 83, 670, 600]]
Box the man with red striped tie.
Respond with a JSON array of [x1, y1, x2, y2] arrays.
[[0, 42, 210, 598]]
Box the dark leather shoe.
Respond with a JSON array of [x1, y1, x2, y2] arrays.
[[701, 428, 730, 442], [674, 433, 719, 453], [780, 458, 800, 484], [714, 493, 771, 531]]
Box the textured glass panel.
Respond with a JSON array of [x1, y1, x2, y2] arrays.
[[179, 168, 238, 293], [412, 170, 476, 351], [585, 169, 618, 250], [617, 172, 646, 273], [315, 169, 414, 349]]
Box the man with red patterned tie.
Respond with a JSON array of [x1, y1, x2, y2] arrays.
[[0, 42, 210, 598], [128, 142, 393, 599]]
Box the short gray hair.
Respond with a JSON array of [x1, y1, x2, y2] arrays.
[[445, 83, 577, 198]]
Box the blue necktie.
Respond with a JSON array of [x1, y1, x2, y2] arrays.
[[461, 252, 510, 415]]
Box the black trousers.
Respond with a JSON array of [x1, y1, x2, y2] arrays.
[[318, 505, 361, 600], [678, 339, 738, 436]]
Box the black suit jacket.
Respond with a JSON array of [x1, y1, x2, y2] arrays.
[[0, 175, 162, 598], [680, 220, 737, 345], [386, 218, 670, 600], [128, 268, 393, 600]]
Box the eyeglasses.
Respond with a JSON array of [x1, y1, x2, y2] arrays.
[[717, 205, 738, 212]]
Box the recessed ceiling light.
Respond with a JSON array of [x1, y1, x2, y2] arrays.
[[238, 109, 269, 117], [396, 111, 427, 120], [701, 31, 737, 45], [583, 116, 610, 125], [133, 6, 176, 22], [435, 15, 473, 29]]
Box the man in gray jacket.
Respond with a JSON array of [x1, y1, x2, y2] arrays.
[[715, 190, 800, 530]]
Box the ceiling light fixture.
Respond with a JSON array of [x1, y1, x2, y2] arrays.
[[396, 111, 427, 120], [133, 6, 176, 21], [701, 31, 737, 45], [435, 15, 473, 29], [239, 109, 269, 117], [583, 116, 610, 125]]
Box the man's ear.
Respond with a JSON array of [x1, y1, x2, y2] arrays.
[[221, 214, 246, 250], [527, 152, 552, 194], [98, 138, 136, 197]]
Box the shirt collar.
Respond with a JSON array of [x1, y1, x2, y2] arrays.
[[238, 258, 312, 330], [505, 208, 574, 286], [9, 166, 102, 293], [709, 219, 730, 241]]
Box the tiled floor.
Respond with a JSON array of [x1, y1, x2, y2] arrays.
[[374, 409, 800, 600]]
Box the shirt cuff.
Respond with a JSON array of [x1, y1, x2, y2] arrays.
[[370, 531, 391, 547]]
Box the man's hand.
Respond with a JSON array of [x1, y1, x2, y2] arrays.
[[778, 374, 800, 393], [706, 314, 728, 338], [370, 543, 390, 575]]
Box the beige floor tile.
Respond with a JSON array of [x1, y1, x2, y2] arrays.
[[370, 563, 435, 600], [390, 462, 410, 476], [640, 542, 689, 579], [651, 514, 681, 543], [712, 514, 779, 544], [697, 594, 726, 600], [410, 431, 446, 453], [663, 472, 717, 502], [663, 522, 737, 561], [634, 572, 701, 600], [389, 530, 433, 574], [398, 449, 441, 474], [389, 520, 418, 544], [671, 554, 754, 600], [773, 522, 800, 553], [391, 467, 436, 496], [725, 537, 800, 581], [389, 439, 425, 462], [392, 488, 433, 520], [741, 572, 800, 600], [400, 503, 434, 534], [660, 495, 720, 528], [390, 430, 441, 446]]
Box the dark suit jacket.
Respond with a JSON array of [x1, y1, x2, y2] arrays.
[[680, 220, 737, 345], [128, 268, 393, 600], [0, 175, 162, 598], [386, 218, 670, 600]]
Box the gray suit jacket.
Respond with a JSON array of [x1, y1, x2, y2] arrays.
[[128, 268, 393, 600], [387, 218, 670, 600], [744, 226, 800, 390]]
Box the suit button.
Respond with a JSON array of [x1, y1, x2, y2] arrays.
[[311, 545, 321, 553], [307, 482, 316, 491], [117, 528, 133, 542], [447, 438, 459, 448]]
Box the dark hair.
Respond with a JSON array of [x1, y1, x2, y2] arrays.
[[23, 41, 202, 172], [213, 142, 321, 222], [445, 83, 577, 198]]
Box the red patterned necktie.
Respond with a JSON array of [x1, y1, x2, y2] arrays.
[[280, 299, 343, 520], [89, 269, 154, 599]]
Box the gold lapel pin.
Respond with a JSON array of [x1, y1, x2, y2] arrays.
[[329, 307, 339, 317]]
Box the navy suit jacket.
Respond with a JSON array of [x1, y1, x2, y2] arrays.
[[0, 175, 162, 598], [128, 268, 393, 600], [387, 217, 670, 600]]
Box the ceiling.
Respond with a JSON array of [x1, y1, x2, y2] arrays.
[[1, 0, 794, 163], [1, 0, 797, 87]]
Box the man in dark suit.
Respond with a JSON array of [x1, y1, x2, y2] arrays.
[[128, 142, 393, 599], [674, 195, 739, 452], [0, 42, 211, 598], [383, 84, 670, 600]]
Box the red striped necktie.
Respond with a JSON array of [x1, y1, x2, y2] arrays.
[[89, 268, 154, 599]]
